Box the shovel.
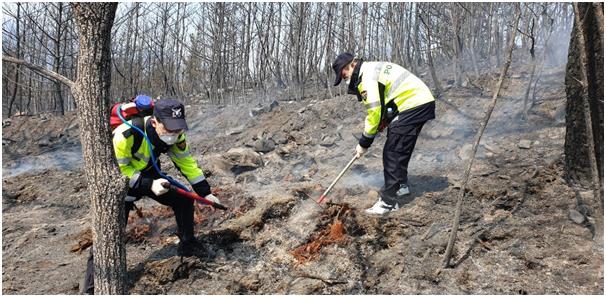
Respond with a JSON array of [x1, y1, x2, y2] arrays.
[[317, 155, 359, 204]]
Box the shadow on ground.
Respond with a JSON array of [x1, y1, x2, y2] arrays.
[[401, 175, 449, 205]]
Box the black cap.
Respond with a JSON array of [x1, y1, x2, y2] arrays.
[[332, 52, 355, 86], [153, 99, 188, 131]]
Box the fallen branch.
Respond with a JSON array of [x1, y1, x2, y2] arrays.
[[422, 223, 450, 241], [452, 170, 531, 268], [2, 55, 74, 88], [442, 5, 522, 268], [294, 273, 348, 285]]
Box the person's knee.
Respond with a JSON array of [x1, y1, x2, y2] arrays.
[[182, 199, 194, 209], [173, 199, 194, 213]]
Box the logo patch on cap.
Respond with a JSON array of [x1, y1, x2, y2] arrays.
[[172, 107, 182, 118]]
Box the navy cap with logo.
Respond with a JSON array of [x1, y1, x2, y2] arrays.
[[332, 52, 355, 86], [153, 99, 188, 131]]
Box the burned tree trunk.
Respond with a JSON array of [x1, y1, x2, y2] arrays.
[[564, 2, 603, 241], [419, 7, 443, 97], [521, 15, 537, 120], [53, 3, 65, 116], [71, 3, 127, 294], [7, 3, 22, 117]]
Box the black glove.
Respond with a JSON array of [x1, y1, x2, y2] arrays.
[[192, 179, 212, 197], [138, 176, 154, 192], [358, 134, 375, 149]]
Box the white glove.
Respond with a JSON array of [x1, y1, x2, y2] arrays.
[[355, 144, 367, 159], [205, 194, 221, 204], [151, 178, 169, 196]]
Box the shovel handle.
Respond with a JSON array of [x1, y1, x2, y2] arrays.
[[317, 155, 358, 204], [161, 182, 228, 210]]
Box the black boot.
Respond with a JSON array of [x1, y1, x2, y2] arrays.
[[177, 237, 201, 257]]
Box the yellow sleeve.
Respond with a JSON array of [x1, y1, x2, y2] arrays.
[[168, 134, 205, 184], [359, 79, 381, 138], [113, 130, 142, 188]]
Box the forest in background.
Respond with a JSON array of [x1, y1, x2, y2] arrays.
[[2, 2, 572, 116], [1, 2, 603, 294]]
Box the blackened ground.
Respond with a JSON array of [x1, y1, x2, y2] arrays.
[[2, 64, 603, 294]]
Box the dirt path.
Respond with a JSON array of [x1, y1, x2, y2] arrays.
[[2, 65, 603, 294]]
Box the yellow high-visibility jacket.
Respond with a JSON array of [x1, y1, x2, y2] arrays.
[[112, 116, 205, 188], [356, 61, 435, 140]]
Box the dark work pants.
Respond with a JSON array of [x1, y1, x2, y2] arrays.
[[82, 171, 195, 294], [380, 122, 425, 205]]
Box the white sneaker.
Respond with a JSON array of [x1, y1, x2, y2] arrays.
[[396, 184, 410, 196], [365, 198, 399, 215]]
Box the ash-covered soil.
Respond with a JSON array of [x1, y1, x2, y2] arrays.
[[2, 65, 603, 294]]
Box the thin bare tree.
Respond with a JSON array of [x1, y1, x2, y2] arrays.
[[442, 3, 522, 269]]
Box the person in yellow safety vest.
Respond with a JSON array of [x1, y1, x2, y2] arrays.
[[81, 99, 219, 294], [332, 52, 436, 215]]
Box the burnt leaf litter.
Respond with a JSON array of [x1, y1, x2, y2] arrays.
[[2, 65, 603, 294]]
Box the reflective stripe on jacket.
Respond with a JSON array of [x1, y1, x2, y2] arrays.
[[357, 61, 435, 139]]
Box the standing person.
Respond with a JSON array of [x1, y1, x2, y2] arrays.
[[82, 98, 221, 294], [332, 53, 436, 214]]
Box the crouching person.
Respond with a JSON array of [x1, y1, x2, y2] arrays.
[[81, 99, 220, 294]]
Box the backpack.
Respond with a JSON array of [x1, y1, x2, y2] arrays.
[[110, 95, 154, 157]]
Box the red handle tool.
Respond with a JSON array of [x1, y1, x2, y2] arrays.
[[162, 182, 228, 210]]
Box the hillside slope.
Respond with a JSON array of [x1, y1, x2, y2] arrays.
[[2, 65, 602, 294]]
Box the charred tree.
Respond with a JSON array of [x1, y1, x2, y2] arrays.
[[521, 7, 537, 121], [7, 3, 22, 117], [564, 3, 604, 241], [2, 3, 579, 111], [419, 6, 443, 97]]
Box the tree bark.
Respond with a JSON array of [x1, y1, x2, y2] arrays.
[[53, 3, 65, 115], [8, 3, 22, 117], [565, 2, 604, 242], [419, 7, 443, 97], [71, 3, 127, 294], [360, 2, 368, 56], [324, 3, 334, 97], [522, 16, 537, 120], [449, 4, 464, 86]]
